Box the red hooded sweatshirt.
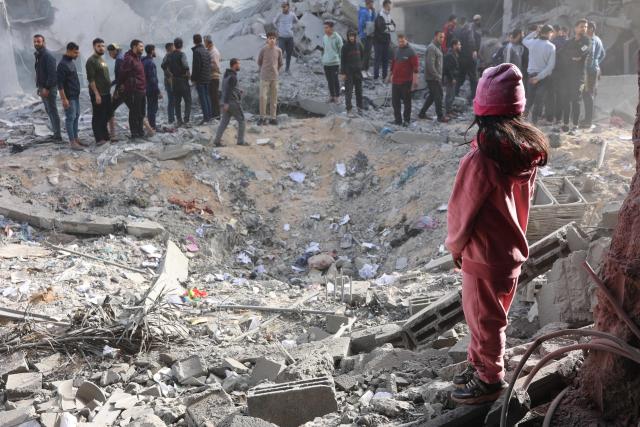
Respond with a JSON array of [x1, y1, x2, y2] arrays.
[[445, 140, 537, 281]]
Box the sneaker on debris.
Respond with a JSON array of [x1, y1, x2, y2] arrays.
[[269, 118, 278, 126], [451, 374, 507, 405], [453, 364, 476, 388]]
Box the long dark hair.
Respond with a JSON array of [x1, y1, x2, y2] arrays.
[[465, 114, 549, 176]]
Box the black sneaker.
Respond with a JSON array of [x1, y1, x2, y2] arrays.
[[451, 375, 507, 405], [453, 364, 476, 388], [418, 112, 427, 119], [257, 118, 265, 126], [269, 118, 278, 125], [402, 121, 410, 127]]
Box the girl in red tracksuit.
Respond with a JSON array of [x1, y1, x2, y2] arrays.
[[445, 63, 549, 404]]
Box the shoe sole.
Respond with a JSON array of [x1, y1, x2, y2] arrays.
[[451, 389, 505, 405]]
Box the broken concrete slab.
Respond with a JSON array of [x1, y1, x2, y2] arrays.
[[447, 334, 471, 363], [0, 190, 165, 237], [297, 97, 345, 116], [251, 357, 286, 386], [297, 13, 324, 52], [403, 290, 465, 349], [600, 200, 623, 229], [185, 386, 236, 427], [219, 415, 278, 427], [172, 355, 208, 384], [0, 351, 29, 378], [326, 314, 350, 334], [291, 336, 352, 363], [247, 377, 338, 427], [34, 353, 63, 376], [0, 244, 50, 259], [222, 357, 250, 375], [0, 405, 37, 427], [153, 143, 204, 161], [350, 323, 408, 353], [334, 373, 359, 391], [389, 131, 438, 144], [5, 372, 42, 400], [370, 397, 413, 417]]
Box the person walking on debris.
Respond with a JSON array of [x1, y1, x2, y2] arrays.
[[358, 0, 376, 78], [191, 34, 213, 124], [57, 42, 84, 150], [442, 15, 457, 54], [273, 1, 298, 73], [107, 43, 125, 140], [388, 34, 418, 127], [161, 42, 175, 125], [456, 14, 482, 102], [419, 31, 448, 123], [550, 26, 569, 124], [165, 37, 191, 126], [582, 21, 605, 129], [492, 29, 528, 80], [373, 0, 395, 81], [86, 38, 112, 146], [446, 63, 549, 405], [33, 34, 61, 141], [118, 40, 147, 139], [557, 19, 592, 133], [322, 21, 343, 104], [212, 59, 247, 147], [443, 39, 461, 118], [257, 31, 284, 125], [340, 29, 364, 116], [142, 44, 162, 131], [523, 25, 555, 125], [205, 35, 222, 120]]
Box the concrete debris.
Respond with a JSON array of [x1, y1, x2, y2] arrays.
[[247, 377, 338, 427], [0, 351, 29, 378], [0, 405, 36, 427], [185, 387, 236, 427], [5, 372, 42, 400], [402, 291, 465, 349], [172, 355, 208, 384], [250, 357, 286, 386]]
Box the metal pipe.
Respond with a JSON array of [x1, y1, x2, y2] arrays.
[[542, 386, 569, 427], [210, 304, 335, 316]]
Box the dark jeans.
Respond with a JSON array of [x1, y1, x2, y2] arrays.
[[456, 57, 478, 100], [63, 98, 80, 141], [392, 81, 412, 124], [173, 79, 191, 123], [124, 91, 145, 137], [324, 65, 340, 98], [90, 92, 111, 142], [209, 79, 220, 118], [146, 92, 159, 129], [420, 80, 444, 119], [166, 85, 175, 124], [551, 74, 564, 122], [526, 76, 549, 124], [344, 70, 363, 111], [560, 79, 583, 126], [583, 69, 598, 125], [278, 37, 294, 71], [374, 42, 390, 80], [40, 90, 61, 137], [444, 79, 456, 114], [196, 82, 212, 121], [213, 101, 245, 145], [362, 36, 373, 71]]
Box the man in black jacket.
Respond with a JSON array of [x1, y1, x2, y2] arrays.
[[212, 59, 247, 147], [165, 37, 191, 126], [57, 42, 84, 150], [340, 30, 364, 115], [443, 39, 461, 116], [33, 34, 61, 141], [456, 14, 482, 102], [373, 0, 395, 81], [191, 34, 213, 124]]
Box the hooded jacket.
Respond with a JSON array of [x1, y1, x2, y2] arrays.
[[340, 38, 363, 74], [358, 6, 376, 40], [35, 47, 58, 90], [119, 50, 146, 94], [445, 139, 537, 280], [191, 44, 213, 83], [221, 68, 241, 104], [142, 55, 160, 96]]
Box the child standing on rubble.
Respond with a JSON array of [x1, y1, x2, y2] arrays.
[[445, 63, 549, 405]]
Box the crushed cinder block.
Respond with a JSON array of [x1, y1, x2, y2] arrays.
[[409, 295, 439, 315], [185, 386, 236, 427], [172, 355, 208, 384], [350, 324, 407, 353], [251, 357, 286, 386], [247, 377, 338, 427], [424, 255, 454, 272], [402, 290, 465, 349], [35, 353, 63, 376], [432, 329, 459, 349], [5, 372, 42, 400], [139, 384, 162, 397], [0, 351, 29, 378], [334, 374, 359, 391], [326, 314, 350, 334], [0, 405, 37, 427]]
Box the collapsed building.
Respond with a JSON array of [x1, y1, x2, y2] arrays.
[[0, 0, 639, 426]]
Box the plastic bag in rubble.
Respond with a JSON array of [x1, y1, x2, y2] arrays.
[[335, 163, 346, 177], [375, 273, 399, 286], [59, 413, 78, 427], [289, 171, 306, 183], [413, 215, 438, 230], [359, 263, 379, 279]]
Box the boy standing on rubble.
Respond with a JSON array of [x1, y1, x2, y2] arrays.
[[340, 29, 364, 116], [322, 21, 343, 104], [212, 59, 247, 147], [257, 32, 283, 125], [446, 64, 549, 404]]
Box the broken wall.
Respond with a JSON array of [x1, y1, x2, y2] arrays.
[[0, 0, 20, 98]]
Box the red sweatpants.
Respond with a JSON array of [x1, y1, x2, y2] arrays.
[[461, 272, 518, 384]]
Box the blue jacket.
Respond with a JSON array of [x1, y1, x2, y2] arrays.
[[358, 6, 376, 40], [142, 55, 160, 95], [35, 48, 57, 90], [589, 35, 605, 72]]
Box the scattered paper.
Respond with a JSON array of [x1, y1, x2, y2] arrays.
[[359, 263, 379, 279], [339, 214, 350, 225], [256, 138, 271, 145], [336, 163, 346, 177], [289, 171, 306, 183], [283, 223, 290, 231], [305, 242, 320, 253], [237, 252, 252, 264], [437, 204, 448, 212]]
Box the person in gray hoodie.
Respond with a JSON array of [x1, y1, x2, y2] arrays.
[[419, 31, 448, 122], [273, 1, 298, 73], [213, 59, 247, 146]]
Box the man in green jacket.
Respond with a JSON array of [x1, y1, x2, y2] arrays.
[[322, 21, 343, 103]]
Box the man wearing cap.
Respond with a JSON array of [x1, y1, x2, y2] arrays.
[[358, 0, 376, 78], [456, 14, 482, 102], [523, 24, 556, 124], [273, 2, 298, 73]]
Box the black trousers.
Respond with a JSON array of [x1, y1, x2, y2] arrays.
[[90, 92, 111, 142], [420, 80, 444, 119], [173, 79, 192, 123], [526, 76, 549, 124], [344, 70, 363, 111], [456, 57, 478, 100], [146, 93, 159, 129], [209, 79, 220, 118], [124, 92, 145, 137], [560, 79, 583, 126], [583, 69, 598, 125], [362, 36, 373, 71], [324, 65, 340, 98], [392, 81, 412, 124], [278, 37, 295, 71]]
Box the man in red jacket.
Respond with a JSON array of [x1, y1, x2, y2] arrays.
[[118, 39, 147, 139], [388, 34, 418, 126]]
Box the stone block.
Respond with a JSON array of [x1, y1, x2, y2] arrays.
[[600, 201, 622, 229], [437, 360, 468, 381], [0, 405, 36, 427], [247, 377, 338, 427], [402, 290, 465, 348], [5, 372, 42, 400], [0, 351, 29, 378], [185, 387, 235, 427], [251, 358, 286, 386], [447, 334, 471, 363], [219, 415, 278, 427], [172, 355, 208, 384], [222, 357, 250, 375], [350, 324, 406, 353], [298, 98, 344, 116], [424, 255, 454, 272], [326, 314, 350, 334], [334, 374, 359, 391]]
